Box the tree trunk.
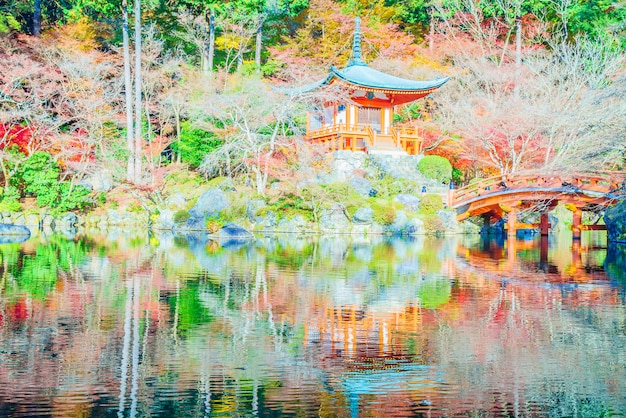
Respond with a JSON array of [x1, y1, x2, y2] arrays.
[[514, 16, 522, 99], [208, 9, 215, 73], [122, 0, 135, 182], [255, 17, 263, 71], [429, 6, 435, 52], [175, 107, 181, 164], [33, 0, 41, 36], [133, 0, 143, 183]]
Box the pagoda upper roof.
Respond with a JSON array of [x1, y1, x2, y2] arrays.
[[284, 17, 448, 96], [327, 63, 449, 93]]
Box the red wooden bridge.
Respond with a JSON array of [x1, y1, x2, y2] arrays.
[[447, 171, 626, 238]]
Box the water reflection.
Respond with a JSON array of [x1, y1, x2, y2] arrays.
[[0, 231, 625, 416]]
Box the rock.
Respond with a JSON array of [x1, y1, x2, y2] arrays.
[[327, 151, 366, 182], [213, 223, 254, 239], [387, 210, 408, 235], [605, 200, 626, 242], [24, 214, 40, 227], [107, 209, 122, 225], [165, 193, 187, 210], [320, 204, 350, 232], [246, 199, 266, 223], [258, 211, 278, 230], [155, 209, 175, 230], [349, 177, 373, 197], [405, 217, 425, 235], [13, 213, 25, 226], [277, 215, 307, 233], [0, 223, 31, 237], [80, 169, 114, 192], [57, 213, 79, 227], [394, 194, 420, 212], [353, 207, 374, 224], [436, 210, 459, 234], [189, 188, 231, 219]]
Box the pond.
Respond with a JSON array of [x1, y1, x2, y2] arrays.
[[1, 230, 625, 417]]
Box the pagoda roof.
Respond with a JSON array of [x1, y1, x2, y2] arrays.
[[283, 17, 448, 97], [327, 64, 449, 93]]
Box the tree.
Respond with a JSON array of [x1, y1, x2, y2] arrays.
[[196, 74, 308, 194]]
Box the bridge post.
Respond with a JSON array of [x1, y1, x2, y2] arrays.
[[507, 208, 518, 237], [572, 208, 582, 240], [540, 213, 550, 236]]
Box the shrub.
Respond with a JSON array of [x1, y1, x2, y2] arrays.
[[0, 186, 21, 212], [371, 176, 420, 199], [169, 121, 223, 168], [173, 210, 191, 224], [10, 152, 92, 212], [206, 219, 224, 233], [419, 194, 444, 215], [370, 199, 396, 225], [421, 214, 446, 235], [418, 155, 453, 183]]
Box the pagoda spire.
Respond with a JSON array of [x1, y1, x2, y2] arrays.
[[350, 17, 366, 66]]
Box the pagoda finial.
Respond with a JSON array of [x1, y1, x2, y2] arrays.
[[350, 17, 366, 66]]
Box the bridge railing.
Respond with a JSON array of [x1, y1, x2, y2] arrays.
[[450, 172, 626, 208]]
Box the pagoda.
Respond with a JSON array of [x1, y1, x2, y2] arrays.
[[302, 17, 448, 155]]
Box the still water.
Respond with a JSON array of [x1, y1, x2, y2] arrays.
[[1, 230, 625, 417]]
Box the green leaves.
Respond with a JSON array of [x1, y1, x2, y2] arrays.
[[10, 152, 92, 213]]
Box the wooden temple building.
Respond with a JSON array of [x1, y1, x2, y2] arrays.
[[301, 18, 449, 156]]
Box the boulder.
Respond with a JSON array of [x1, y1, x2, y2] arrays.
[[246, 199, 267, 223], [165, 193, 187, 210], [56, 212, 79, 227], [189, 188, 231, 219], [80, 169, 114, 192], [213, 223, 254, 240], [155, 209, 175, 230], [277, 215, 307, 233], [0, 223, 31, 237], [352, 207, 374, 224], [320, 204, 350, 232], [394, 194, 420, 212], [436, 210, 459, 234], [405, 217, 425, 235], [258, 211, 278, 230], [605, 200, 626, 243], [387, 210, 408, 235], [349, 177, 373, 197]]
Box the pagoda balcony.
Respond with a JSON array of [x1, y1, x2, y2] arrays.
[[306, 124, 423, 156]]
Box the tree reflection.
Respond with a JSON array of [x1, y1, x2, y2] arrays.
[[0, 232, 624, 416]]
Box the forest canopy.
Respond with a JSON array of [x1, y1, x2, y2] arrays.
[[0, 0, 624, 205]]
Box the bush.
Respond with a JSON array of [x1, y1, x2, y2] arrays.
[[419, 194, 444, 215], [10, 152, 92, 213], [369, 199, 396, 225], [370, 176, 420, 199], [418, 155, 453, 183], [421, 214, 446, 235], [0, 186, 21, 212], [173, 210, 191, 224], [169, 121, 223, 168]]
